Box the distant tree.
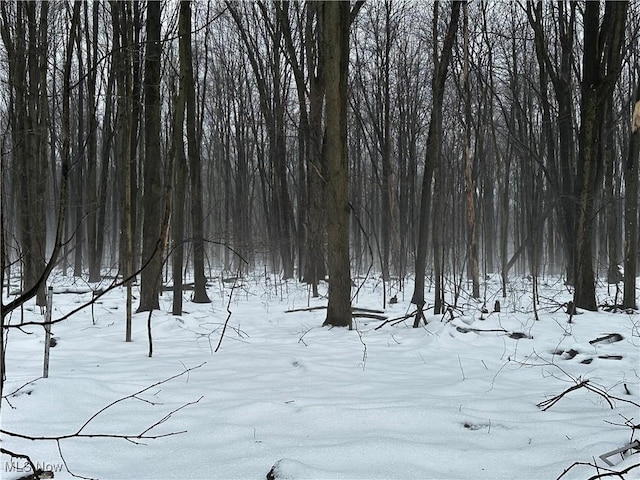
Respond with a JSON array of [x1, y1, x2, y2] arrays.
[[411, 1, 460, 325], [227, 1, 296, 280], [462, 0, 479, 299], [85, 1, 104, 284], [183, 0, 211, 304], [304, 2, 328, 296], [172, 0, 190, 316], [0, 0, 80, 401], [527, 1, 578, 284], [0, 2, 50, 306]]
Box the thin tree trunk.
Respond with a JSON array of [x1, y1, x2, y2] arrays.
[[182, 0, 211, 304], [412, 2, 460, 324], [463, 1, 479, 298]]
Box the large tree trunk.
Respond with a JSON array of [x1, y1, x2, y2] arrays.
[[323, 0, 352, 328], [138, 1, 163, 312], [574, 1, 627, 311]]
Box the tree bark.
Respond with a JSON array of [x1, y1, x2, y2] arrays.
[[574, 1, 627, 311], [138, 0, 163, 312], [623, 81, 639, 309], [323, 0, 352, 328]]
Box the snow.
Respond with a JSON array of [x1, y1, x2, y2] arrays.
[[2, 273, 639, 479]]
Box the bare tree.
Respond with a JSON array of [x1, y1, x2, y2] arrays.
[[574, 1, 628, 310], [411, 1, 460, 326], [0, 0, 80, 401], [227, 1, 296, 280], [183, 0, 211, 304], [323, 0, 354, 328], [138, 0, 164, 312], [623, 74, 639, 309], [0, 2, 51, 307]]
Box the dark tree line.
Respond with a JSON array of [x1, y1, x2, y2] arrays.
[[1, 0, 639, 338]]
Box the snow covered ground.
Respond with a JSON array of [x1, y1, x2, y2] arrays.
[[2, 272, 639, 479]]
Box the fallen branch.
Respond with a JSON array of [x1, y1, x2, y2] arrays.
[[374, 310, 418, 330], [537, 380, 591, 411], [285, 306, 327, 313], [215, 267, 242, 353], [538, 378, 622, 412], [285, 306, 385, 314], [352, 313, 387, 320], [557, 459, 640, 480], [0, 448, 41, 478]]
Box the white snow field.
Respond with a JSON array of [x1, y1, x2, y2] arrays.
[[1, 272, 639, 480]]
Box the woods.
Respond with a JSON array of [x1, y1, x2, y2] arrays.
[[1, 0, 639, 332], [0, 2, 639, 478]]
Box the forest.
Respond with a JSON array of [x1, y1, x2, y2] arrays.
[[1, 1, 640, 479], [1, 0, 639, 322]]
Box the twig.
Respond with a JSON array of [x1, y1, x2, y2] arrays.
[[352, 313, 387, 320], [147, 309, 153, 358], [138, 395, 204, 436], [374, 309, 418, 330], [1, 362, 206, 444], [56, 440, 95, 480], [537, 380, 591, 411], [298, 327, 315, 346], [557, 460, 640, 480], [458, 355, 466, 381], [286, 306, 327, 313], [215, 267, 241, 353], [0, 448, 39, 477], [355, 323, 367, 370]]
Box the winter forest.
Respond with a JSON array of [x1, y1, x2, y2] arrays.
[[1, 1, 640, 479]]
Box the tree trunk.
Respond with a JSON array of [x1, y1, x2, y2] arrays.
[[574, 1, 627, 311], [182, 0, 211, 304], [86, 2, 101, 283], [305, 2, 327, 295], [411, 2, 460, 323], [138, 0, 163, 312], [323, 0, 352, 328], [462, 1, 479, 298], [172, 1, 190, 316], [623, 81, 639, 309]]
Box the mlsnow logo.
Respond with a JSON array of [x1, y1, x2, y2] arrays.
[[4, 460, 64, 475]]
